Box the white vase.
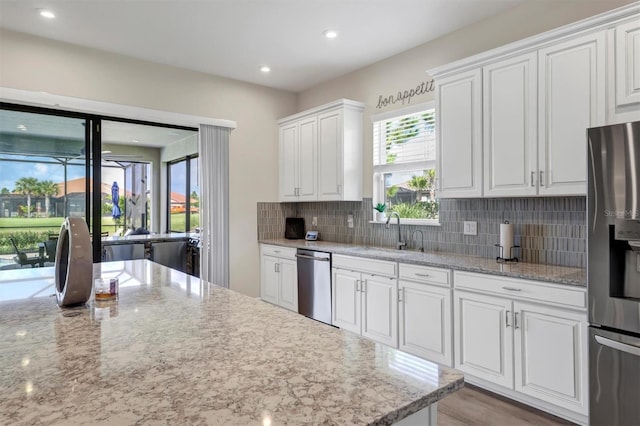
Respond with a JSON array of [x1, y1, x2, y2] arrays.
[[376, 211, 386, 221]]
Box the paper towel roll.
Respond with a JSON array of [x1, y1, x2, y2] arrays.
[[499, 221, 514, 259]]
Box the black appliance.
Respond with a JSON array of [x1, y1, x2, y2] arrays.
[[285, 217, 305, 239]]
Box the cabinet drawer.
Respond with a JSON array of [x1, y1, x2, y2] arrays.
[[260, 244, 296, 260], [333, 255, 396, 277], [399, 263, 451, 287], [454, 271, 586, 310]]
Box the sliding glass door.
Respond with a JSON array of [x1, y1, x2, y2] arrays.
[[0, 106, 94, 271]]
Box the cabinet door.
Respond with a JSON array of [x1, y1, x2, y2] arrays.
[[399, 281, 452, 366], [538, 31, 605, 195], [454, 291, 513, 388], [260, 255, 279, 305], [361, 274, 398, 347], [317, 109, 344, 201], [278, 258, 298, 312], [615, 19, 640, 107], [279, 122, 299, 201], [483, 53, 538, 197], [436, 68, 483, 198], [332, 268, 361, 334], [514, 302, 588, 415], [298, 117, 317, 201]]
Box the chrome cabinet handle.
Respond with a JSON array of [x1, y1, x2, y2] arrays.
[[337, 184, 341, 194], [295, 254, 330, 261], [530, 171, 535, 187], [539, 170, 544, 187], [414, 273, 430, 277], [506, 310, 511, 327], [514, 312, 520, 329], [398, 288, 403, 302], [356, 280, 361, 292], [502, 286, 522, 292]]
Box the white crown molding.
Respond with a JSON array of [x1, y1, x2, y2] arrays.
[[0, 87, 237, 130], [427, 2, 640, 78], [278, 98, 364, 124]]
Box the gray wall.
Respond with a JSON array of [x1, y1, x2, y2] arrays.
[[258, 197, 586, 268]]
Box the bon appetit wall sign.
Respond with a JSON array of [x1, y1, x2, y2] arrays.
[[376, 79, 435, 109]]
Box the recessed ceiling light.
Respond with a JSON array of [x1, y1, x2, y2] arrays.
[[39, 9, 55, 19], [17, 124, 27, 131], [260, 66, 271, 73], [323, 30, 338, 39], [132, 139, 140, 143]]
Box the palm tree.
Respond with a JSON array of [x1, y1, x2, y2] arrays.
[[14, 177, 39, 218], [408, 170, 436, 201], [39, 180, 58, 218]]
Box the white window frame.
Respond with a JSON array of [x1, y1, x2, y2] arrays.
[[371, 101, 439, 226]]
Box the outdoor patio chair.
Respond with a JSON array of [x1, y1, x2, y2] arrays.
[[43, 238, 58, 263], [9, 237, 43, 268]]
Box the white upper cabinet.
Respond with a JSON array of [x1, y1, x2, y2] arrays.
[[615, 18, 640, 107], [538, 31, 606, 196], [279, 122, 299, 202], [428, 4, 638, 198], [278, 99, 363, 202], [483, 53, 538, 197], [436, 69, 483, 198]]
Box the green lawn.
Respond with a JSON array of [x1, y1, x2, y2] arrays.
[[0, 214, 200, 254]]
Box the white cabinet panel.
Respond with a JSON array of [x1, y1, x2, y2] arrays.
[[362, 275, 398, 347], [616, 19, 640, 107], [399, 281, 452, 366], [278, 258, 298, 312], [298, 117, 317, 201], [332, 268, 361, 334], [483, 53, 538, 197], [436, 69, 483, 198], [538, 31, 606, 195], [318, 109, 342, 200], [260, 255, 279, 305], [514, 302, 588, 415], [454, 291, 513, 388], [279, 123, 298, 202]]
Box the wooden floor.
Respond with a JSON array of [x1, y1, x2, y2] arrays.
[[438, 384, 574, 426]]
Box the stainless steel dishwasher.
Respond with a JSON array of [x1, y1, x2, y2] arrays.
[[296, 248, 332, 325]]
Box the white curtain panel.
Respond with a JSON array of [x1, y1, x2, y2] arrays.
[[198, 124, 231, 287]]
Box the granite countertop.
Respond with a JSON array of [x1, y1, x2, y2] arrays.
[[101, 232, 197, 245], [0, 260, 463, 425], [259, 239, 586, 287]]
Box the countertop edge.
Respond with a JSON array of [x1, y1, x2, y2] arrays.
[[258, 239, 586, 287]]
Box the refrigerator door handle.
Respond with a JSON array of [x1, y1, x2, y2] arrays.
[[595, 335, 640, 357]]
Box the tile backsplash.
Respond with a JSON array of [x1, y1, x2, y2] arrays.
[[257, 197, 586, 268]]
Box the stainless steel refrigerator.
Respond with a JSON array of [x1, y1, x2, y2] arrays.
[[587, 121, 640, 426]]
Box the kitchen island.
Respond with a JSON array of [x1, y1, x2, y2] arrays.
[[0, 260, 463, 425]]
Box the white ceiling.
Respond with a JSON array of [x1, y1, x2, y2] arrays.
[[0, 0, 525, 92]]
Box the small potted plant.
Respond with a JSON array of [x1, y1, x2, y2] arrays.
[[373, 203, 387, 221]]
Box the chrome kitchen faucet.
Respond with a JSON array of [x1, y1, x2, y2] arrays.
[[385, 212, 406, 250]]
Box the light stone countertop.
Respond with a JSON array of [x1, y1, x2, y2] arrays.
[[0, 260, 463, 425], [259, 239, 586, 287]]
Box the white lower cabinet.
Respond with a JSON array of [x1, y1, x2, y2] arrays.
[[332, 255, 397, 347], [398, 263, 452, 366], [454, 291, 513, 387], [514, 302, 587, 413], [453, 271, 588, 419], [260, 244, 298, 312]]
